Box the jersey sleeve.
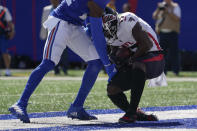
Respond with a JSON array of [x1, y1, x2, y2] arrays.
[[121, 13, 138, 34], [93, 0, 110, 9]]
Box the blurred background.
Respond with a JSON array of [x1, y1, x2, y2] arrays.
[[0, 0, 196, 71]]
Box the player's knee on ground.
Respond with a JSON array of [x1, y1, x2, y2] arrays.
[[107, 85, 122, 95], [132, 62, 146, 73]]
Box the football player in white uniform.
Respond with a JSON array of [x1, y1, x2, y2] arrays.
[[102, 8, 164, 123]]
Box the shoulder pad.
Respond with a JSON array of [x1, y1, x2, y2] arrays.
[[118, 13, 138, 32]]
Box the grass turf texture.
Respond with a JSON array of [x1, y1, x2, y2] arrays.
[[4, 69, 197, 77], [0, 70, 197, 114]]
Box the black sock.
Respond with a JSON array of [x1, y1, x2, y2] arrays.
[[108, 92, 130, 112], [128, 68, 146, 114]]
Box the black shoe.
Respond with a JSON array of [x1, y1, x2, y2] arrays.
[[118, 113, 137, 123], [136, 108, 158, 121]]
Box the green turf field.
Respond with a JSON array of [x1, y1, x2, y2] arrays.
[[0, 70, 197, 114]]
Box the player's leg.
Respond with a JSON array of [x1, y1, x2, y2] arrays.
[[60, 49, 68, 75], [117, 62, 146, 123], [9, 59, 55, 123], [72, 59, 102, 107], [121, 54, 164, 123], [107, 65, 158, 123], [107, 69, 131, 112], [9, 20, 67, 123], [66, 25, 103, 120], [67, 59, 103, 120]]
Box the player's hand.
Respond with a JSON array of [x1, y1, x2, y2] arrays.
[[105, 63, 117, 82]]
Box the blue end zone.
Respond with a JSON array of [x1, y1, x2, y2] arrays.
[[1, 105, 197, 120], [4, 118, 197, 131], [1, 105, 197, 130]]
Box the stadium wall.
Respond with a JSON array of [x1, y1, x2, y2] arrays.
[[2, 0, 197, 68]]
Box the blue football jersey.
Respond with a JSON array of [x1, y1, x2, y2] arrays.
[[51, 0, 109, 26]]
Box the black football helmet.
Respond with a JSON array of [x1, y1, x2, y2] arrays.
[[102, 7, 118, 39]]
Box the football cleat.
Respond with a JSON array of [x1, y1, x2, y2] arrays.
[[8, 103, 30, 123], [66, 104, 97, 120], [118, 113, 137, 123], [136, 108, 158, 121]]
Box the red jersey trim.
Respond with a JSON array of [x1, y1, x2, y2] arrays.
[[143, 54, 164, 62], [147, 32, 161, 50]]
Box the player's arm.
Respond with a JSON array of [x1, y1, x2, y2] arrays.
[[87, 0, 116, 77], [131, 22, 153, 60]]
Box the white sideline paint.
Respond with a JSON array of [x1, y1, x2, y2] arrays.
[[1, 76, 197, 82], [98, 128, 197, 131], [0, 109, 197, 130]]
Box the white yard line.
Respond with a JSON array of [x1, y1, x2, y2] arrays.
[[98, 129, 197, 131], [1, 76, 197, 82], [0, 109, 197, 130]]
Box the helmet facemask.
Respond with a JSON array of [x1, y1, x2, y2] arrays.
[[102, 14, 118, 39]]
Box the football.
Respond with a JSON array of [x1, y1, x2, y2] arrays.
[[115, 47, 132, 59]]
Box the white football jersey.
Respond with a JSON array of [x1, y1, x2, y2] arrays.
[[106, 12, 161, 52]]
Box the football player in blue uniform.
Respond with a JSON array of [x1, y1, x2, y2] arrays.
[[9, 0, 116, 123]]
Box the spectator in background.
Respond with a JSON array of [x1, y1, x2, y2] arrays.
[[0, 5, 15, 76], [122, 2, 131, 13], [153, 0, 181, 76], [107, 0, 116, 11], [40, 0, 68, 75]]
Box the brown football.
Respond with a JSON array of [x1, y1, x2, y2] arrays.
[[115, 47, 131, 58]]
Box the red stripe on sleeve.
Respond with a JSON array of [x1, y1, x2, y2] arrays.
[[148, 32, 161, 50]]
